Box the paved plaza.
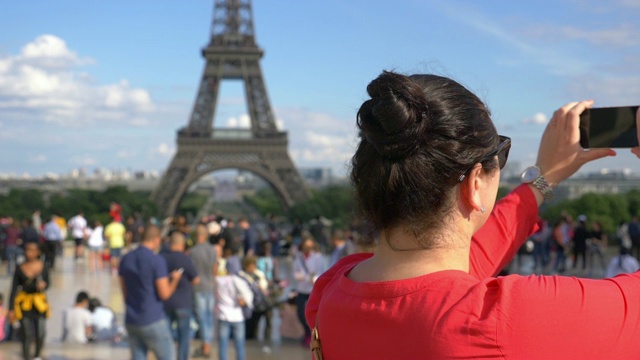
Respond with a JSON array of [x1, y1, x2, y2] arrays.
[[0, 244, 310, 360]]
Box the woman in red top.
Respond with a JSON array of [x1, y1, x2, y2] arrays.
[[305, 71, 640, 359]]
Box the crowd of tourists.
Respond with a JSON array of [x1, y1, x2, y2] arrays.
[[517, 214, 640, 278], [0, 203, 359, 360]]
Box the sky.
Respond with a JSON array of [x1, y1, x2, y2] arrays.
[[1, 0, 639, 179]]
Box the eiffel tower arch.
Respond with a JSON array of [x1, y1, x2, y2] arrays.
[[151, 0, 310, 217]]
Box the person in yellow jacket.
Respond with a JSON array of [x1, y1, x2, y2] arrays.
[[9, 242, 50, 360]]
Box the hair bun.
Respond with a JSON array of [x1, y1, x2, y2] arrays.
[[357, 71, 428, 160]]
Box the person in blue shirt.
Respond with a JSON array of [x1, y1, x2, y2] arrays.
[[162, 232, 200, 360], [43, 215, 63, 270], [239, 218, 259, 257], [119, 225, 183, 360]]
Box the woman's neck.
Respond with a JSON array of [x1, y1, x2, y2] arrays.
[[349, 226, 472, 282]]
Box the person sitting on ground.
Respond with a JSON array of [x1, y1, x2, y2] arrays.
[[306, 70, 640, 359], [88, 297, 123, 343], [62, 291, 93, 344]]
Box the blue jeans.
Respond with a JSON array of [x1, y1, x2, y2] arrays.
[[5, 245, 22, 275], [126, 319, 175, 360], [166, 308, 192, 360], [194, 291, 215, 344], [218, 320, 245, 360]]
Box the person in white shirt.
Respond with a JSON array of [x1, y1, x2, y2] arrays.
[[62, 291, 93, 344], [68, 212, 88, 260], [216, 268, 253, 360], [88, 297, 123, 342], [86, 220, 105, 273], [605, 246, 640, 278]]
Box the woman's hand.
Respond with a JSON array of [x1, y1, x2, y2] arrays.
[[536, 100, 616, 186]]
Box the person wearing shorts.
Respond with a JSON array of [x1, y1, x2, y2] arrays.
[[68, 212, 88, 260], [104, 217, 126, 275], [87, 220, 105, 273]]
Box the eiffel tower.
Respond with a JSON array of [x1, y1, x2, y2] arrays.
[[151, 0, 309, 217]]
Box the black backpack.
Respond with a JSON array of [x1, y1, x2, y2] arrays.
[[237, 273, 271, 319]]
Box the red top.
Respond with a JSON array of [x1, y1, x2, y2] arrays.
[[306, 185, 640, 359]]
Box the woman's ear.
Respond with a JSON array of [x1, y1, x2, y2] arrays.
[[460, 164, 486, 213]]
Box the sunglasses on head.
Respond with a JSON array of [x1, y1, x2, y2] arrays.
[[457, 135, 511, 182]]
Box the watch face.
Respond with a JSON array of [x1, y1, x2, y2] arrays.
[[521, 166, 541, 183]]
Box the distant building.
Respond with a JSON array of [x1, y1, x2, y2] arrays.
[[299, 167, 334, 188]]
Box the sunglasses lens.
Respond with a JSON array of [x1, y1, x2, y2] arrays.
[[498, 146, 510, 169]]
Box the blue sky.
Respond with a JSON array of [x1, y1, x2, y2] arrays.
[[1, 0, 639, 178]]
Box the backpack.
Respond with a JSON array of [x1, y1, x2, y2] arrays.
[[236, 273, 271, 319]]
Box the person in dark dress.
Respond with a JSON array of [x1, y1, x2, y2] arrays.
[[9, 242, 50, 360]]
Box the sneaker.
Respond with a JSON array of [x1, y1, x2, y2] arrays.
[[191, 348, 210, 358]]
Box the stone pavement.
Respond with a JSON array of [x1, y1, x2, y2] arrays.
[[0, 244, 310, 360]]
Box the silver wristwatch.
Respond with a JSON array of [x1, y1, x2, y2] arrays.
[[520, 166, 554, 202]]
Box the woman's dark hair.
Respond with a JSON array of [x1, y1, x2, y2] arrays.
[[256, 240, 271, 257], [88, 297, 101, 312], [351, 71, 498, 249]]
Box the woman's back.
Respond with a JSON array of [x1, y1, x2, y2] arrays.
[[317, 254, 487, 359], [315, 254, 640, 359]]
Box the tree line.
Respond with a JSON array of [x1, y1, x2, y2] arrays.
[[3, 185, 640, 238], [246, 186, 640, 237], [0, 186, 157, 225]]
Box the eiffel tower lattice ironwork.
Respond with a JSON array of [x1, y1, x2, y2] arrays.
[[151, 0, 309, 217]]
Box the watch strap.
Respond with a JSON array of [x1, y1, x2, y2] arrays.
[[532, 175, 554, 201]]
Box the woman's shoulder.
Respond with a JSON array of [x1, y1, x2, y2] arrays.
[[333, 253, 372, 268], [318, 253, 372, 281]]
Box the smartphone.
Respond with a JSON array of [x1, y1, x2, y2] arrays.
[[176, 268, 184, 273], [579, 106, 639, 148]]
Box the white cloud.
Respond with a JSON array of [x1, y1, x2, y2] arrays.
[[522, 112, 548, 125], [274, 107, 356, 174], [275, 117, 284, 130], [0, 35, 154, 127], [20, 34, 93, 69], [225, 114, 251, 128], [153, 143, 175, 157]]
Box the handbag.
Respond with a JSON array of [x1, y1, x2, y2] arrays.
[[310, 312, 324, 360]]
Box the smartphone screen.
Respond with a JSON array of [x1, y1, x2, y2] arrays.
[[579, 106, 639, 148]]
